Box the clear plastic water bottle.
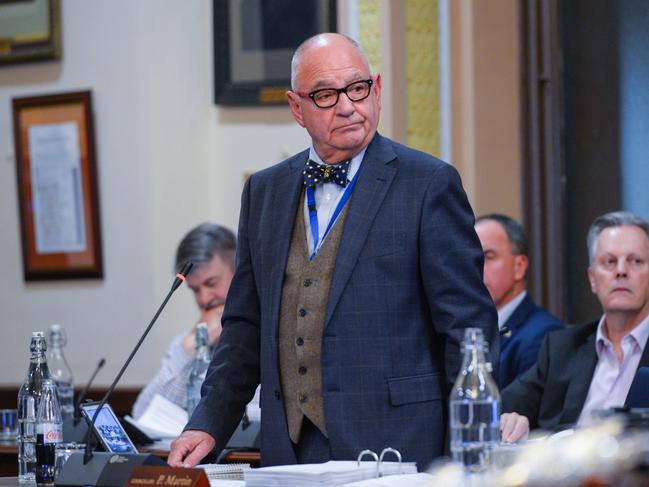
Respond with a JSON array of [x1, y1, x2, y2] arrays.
[[17, 332, 51, 483], [35, 380, 63, 485], [186, 323, 211, 415], [47, 325, 74, 422], [449, 328, 500, 473]]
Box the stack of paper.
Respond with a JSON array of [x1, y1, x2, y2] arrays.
[[244, 461, 417, 487], [197, 463, 251, 481], [125, 394, 188, 438], [342, 473, 433, 486]]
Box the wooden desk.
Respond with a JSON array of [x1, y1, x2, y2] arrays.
[[143, 445, 260, 466], [0, 442, 260, 477], [0, 444, 18, 477]]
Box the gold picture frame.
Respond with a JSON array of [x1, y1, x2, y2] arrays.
[[0, 0, 61, 65]]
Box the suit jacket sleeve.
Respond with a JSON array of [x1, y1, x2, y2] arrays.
[[419, 162, 499, 392], [515, 318, 561, 382], [501, 333, 551, 428], [184, 177, 262, 451]]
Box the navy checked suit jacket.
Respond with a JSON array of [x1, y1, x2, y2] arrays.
[[186, 134, 498, 470], [499, 295, 563, 389]]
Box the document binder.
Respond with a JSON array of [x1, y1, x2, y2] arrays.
[[244, 447, 417, 486]]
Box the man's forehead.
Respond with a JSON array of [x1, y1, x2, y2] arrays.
[[596, 225, 649, 253], [307, 70, 369, 90], [476, 220, 509, 241], [187, 255, 226, 280], [296, 43, 369, 87]]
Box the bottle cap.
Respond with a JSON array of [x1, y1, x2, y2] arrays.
[[30, 332, 47, 353], [47, 324, 67, 347]]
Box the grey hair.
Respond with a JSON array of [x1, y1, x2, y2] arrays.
[[175, 223, 236, 273], [476, 213, 528, 256], [290, 33, 370, 91], [586, 211, 649, 264]]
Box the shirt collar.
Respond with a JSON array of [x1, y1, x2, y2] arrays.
[[596, 312, 649, 358], [308, 146, 366, 184], [497, 290, 527, 330]]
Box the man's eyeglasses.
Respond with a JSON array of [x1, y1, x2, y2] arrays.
[[295, 79, 374, 109]]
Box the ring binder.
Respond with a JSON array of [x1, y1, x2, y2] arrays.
[[356, 449, 380, 478], [378, 448, 402, 477], [356, 447, 403, 479]]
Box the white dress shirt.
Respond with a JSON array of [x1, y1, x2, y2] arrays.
[[497, 290, 527, 331], [303, 147, 366, 256], [578, 313, 649, 426]]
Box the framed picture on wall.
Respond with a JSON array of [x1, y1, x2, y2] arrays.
[[0, 0, 62, 65], [213, 0, 337, 105], [12, 91, 103, 281]]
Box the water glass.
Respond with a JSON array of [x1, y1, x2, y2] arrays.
[[0, 409, 18, 441]]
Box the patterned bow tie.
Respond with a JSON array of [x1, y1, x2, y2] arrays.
[[303, 159, 351, 188]]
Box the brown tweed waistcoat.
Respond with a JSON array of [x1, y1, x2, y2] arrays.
[[278, 195, 350, 443]]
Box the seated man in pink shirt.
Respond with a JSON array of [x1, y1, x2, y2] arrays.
[[501, 211, 649, 442]]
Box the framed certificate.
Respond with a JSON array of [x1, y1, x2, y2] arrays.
[[12, 91, 103, 280]]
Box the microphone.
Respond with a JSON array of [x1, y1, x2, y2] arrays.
[[84, 262, 193, 462], [73, 358, 106, 426], [56, 262, 193, 487], [62, 358, 106, 443]]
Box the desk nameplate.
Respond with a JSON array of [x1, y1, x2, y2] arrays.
[[126, 466, 209, 487]]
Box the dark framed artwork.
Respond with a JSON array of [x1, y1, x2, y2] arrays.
[[213, 0, 337, 105], [12, 91, 103, 280], [0, 0, 62, 65]]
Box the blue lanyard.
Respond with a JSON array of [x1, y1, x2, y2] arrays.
[[306, 169, 361, 260]]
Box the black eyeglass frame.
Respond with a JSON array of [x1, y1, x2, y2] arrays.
[[295, 78, 374, 109]]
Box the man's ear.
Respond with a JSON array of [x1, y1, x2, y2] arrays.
[[587, 266, 597, 294], [286, 91, 306, 128], [374, 73, 382, 110], [513, 254, 529, 282]]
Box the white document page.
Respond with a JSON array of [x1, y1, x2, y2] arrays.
[[28, 122, 87, 254], [127, 394, 188, 439]]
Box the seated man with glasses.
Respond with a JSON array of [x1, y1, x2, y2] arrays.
[[169, 32, 496, 470]]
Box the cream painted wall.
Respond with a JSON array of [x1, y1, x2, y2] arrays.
[[449, 0, 521, 220], [0, 0, 309, 386]]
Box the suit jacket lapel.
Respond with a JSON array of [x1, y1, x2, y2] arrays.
[[500, 295, 535, 349], [560, 328, 598, 424], [267, 151, 308, 343], [324, 134, 397, 328], [638, 336, 649, 367]]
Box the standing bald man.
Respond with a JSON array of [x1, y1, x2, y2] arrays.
[[169, 33, 497, 470]]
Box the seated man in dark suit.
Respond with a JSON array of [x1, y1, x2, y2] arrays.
[[475, 214, 563, 388], [501, 211, 649, 442]]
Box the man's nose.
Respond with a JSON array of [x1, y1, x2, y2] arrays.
[[196, 288, 210, 307], [616, 260, 628, 277], [336, 92, 355, 115]]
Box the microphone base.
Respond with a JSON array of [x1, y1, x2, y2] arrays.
[[62, 416, 91, 443], [55, 451, 165, 487]]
